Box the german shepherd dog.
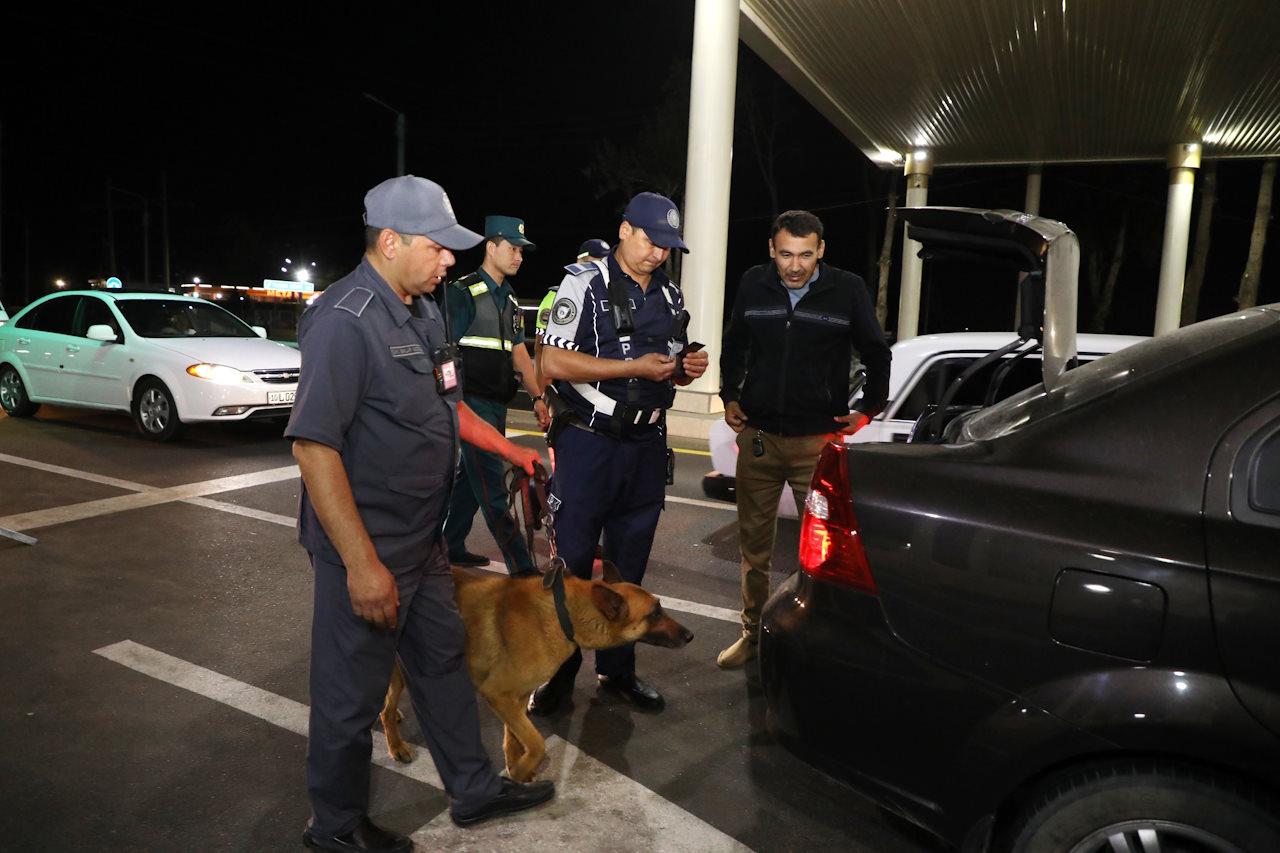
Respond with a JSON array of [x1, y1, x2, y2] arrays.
[[380, 561, 694, 783]]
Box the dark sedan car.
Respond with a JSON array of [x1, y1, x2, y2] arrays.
[[760, 305, 1280, 852]]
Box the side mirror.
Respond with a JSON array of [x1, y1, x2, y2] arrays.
[[86, 324, 118, 343], [252, 325, 268, 339]]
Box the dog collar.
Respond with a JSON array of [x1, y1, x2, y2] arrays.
[[542, 559, 576, 643]]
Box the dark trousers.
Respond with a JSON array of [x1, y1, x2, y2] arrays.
[[544, 425, 666, 684], [305, 542, 501, 835], [443, 395, 537, 576]]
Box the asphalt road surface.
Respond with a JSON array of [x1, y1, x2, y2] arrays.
[[0, 404, 941, 852]]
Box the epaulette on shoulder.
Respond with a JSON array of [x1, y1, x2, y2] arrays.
[[334, 287, 374, 317], [563, 262, 598, 277], [450, 271, 483, 289]]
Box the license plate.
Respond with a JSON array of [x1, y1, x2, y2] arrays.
[[268, 390, 295, 405]]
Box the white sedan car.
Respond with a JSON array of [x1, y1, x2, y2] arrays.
[[705, 331, 1146, 517], [0, 289, 300, 440]]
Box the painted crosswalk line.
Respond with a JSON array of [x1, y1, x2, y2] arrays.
[[93, 640, 753, 852]]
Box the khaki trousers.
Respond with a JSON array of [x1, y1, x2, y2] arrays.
[[734, 429, 834, 638]]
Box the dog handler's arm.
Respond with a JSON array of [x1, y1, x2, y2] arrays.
[[292, 439, 399, 630], [459, 402, 539, 475]]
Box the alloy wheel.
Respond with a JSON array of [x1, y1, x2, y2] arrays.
[[139, 387, 171, 434], [1070, 820, 1243, 853]]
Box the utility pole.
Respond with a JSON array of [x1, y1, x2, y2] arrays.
[[363, 93, 406, 176], [0, 120, 5, 304], [161, 171, 171, 289], [108, 182, 153, 285], [106, 176, 117, 273]]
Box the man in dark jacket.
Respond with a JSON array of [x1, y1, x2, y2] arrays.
[[716, 209, 890, 669]]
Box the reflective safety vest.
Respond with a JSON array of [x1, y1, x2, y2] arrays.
[[453, 273, 520, 402]]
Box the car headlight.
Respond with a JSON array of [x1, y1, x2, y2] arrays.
[[186, 363, 255, 385]]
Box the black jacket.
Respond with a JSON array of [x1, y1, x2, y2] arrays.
[[720, 262, 891, 436]]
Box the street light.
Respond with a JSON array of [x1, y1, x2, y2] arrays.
[[55, 279, 66, 288]]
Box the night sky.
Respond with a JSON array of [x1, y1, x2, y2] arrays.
[[2, 4, 1276, 337]]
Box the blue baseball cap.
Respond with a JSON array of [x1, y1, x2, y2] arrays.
[[363, 175, 482, 250], [622, 192, 689, 253], [576, 238, 610, 259]]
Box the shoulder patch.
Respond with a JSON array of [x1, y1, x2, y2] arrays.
[[334, 287, 374, 317], [564, 262, 595, 275], [551, 297, 577, 325]]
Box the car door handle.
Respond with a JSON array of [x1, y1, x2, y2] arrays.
[[65, 344, 81, 354], [17, 337, 30, 346]]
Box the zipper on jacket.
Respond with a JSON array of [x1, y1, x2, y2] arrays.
[[777, 289, 795, 417]]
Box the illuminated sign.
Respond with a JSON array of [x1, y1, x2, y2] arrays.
[[105, 276, 123, 289], [261, 279, 315, 293]]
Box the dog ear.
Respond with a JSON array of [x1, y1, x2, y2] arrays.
[[599, 559, 623, 585], [590, 583, 629, 622]]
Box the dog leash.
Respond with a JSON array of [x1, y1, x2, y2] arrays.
[[506, 463, 575, 643]]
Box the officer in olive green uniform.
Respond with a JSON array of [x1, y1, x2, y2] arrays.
[[442, 216, 546, 574]]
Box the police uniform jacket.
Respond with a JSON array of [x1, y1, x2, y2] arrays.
[[286, 257, 458, 567], [445, 269, 523, 403], [720, 261, 891, 436], [541, 253, 682, 439]]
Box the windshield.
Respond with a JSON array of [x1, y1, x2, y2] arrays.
[[116, 299, 259, 339], [958, 308, 1279, 442]]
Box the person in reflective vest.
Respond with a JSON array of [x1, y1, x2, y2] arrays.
[[533, 238, 610, 413], [442, 215, 547, 575]]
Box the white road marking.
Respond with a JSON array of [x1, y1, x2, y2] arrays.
[[0, 464, 298, 532], [93, 640, 752, 852], [0, 451, 148, 491], [412, 736, 753, 852], [184, 496, 297, 528], [3, 453, 740, 624], [667, 494, 735, 511]]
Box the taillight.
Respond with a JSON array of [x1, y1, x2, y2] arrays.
[[799, 442, 876, 593]]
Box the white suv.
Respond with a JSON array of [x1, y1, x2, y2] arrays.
[[704, 331, 1145, 516], [0, 290, 300, 440]]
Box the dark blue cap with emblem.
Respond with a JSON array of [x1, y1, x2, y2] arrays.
[[363, 175, 483, 250], [576, 238, 610, 259], [622, 192, 689, 253], [484, 215, 536, 248]]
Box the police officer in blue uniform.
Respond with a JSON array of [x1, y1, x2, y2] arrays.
[[529, 192, 709, 714], [287, 175, 555, 852], [442, 215, 547, 574]]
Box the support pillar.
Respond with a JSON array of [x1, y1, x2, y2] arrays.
[[1153, 143, 1201, 335], [669, 0, 738, 436], [1015, 163, 1043, 325], [896, 150, 932, 340]]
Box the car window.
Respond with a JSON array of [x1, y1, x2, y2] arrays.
[[14, 295, 80, 335], [76, 297, 123, 340], [115, 299, 259, 338], [959, 308, 1280, 443], [895, 354, 1049, 421]]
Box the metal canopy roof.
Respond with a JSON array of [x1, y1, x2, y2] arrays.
[[739, 0, 1280, 166]]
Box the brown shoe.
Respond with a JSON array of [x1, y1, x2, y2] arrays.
[[716, 635, 758, 669]]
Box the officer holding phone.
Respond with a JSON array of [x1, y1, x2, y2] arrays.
[[529, 192, 709, 714]]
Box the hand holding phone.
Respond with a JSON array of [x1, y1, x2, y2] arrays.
[[674, 341, 706, 379]]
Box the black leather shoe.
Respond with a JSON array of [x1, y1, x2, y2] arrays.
[[596, 673, 665, 711], [449, 551, 489, 567], [450, 776, 556, 827], [527, 680, 570, 716], [302, 816, 411, 852]]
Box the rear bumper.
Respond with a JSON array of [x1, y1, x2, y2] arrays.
[[761, 570, 1002, 846]]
